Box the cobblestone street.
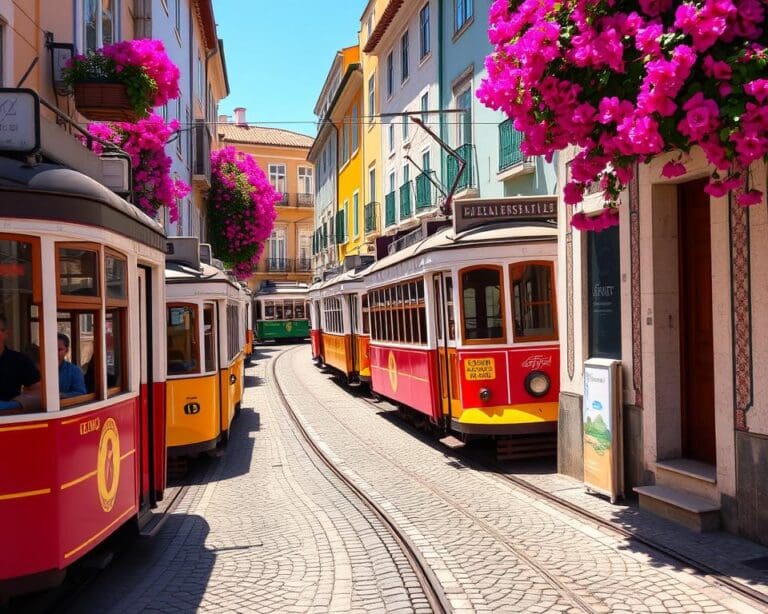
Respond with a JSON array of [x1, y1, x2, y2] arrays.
[[65, 345, 768, 613]]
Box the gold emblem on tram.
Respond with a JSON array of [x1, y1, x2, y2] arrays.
[[285, 321, 293, 333], [97, 418, 121, 513], [388, 351, 398, 392]]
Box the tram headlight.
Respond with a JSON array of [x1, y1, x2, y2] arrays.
[[479, 388, 491, 402], [524, 371, 551, 398]]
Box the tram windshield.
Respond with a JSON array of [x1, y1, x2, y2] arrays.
[[167, 305, 200, 374], [510, 263, 557, 341], [260, 299, 308, 320], [461, 267, 505, 343]]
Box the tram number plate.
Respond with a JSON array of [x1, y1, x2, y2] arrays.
[[464, 358, 496, 381]]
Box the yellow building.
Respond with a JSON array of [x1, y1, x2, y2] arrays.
[[218, 109, 315, 290]]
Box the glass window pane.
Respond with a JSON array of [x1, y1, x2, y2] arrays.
[[204, 305, 216, 372], [461, 268, 503, 341], [167, 305, 199, 374], [59, 248, 98, 297], [511, 263, 556, 340], [106, 309, 124, 391], [106, 254, 127, 300]]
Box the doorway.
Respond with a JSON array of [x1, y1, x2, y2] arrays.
[[678, 179, 716, 464]]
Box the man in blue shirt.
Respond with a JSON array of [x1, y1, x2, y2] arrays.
[[58, 333, 87, 398], [0, 314, 40, 411]]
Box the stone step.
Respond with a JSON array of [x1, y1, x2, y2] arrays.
[[655, 458, 718, 501], [634, 485, 720, 532]]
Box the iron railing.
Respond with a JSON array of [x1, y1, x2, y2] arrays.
[[499, 119, 530, 171], [444, 143, 474, 191], [296, 257, 313, 271], [192, 119, 211, 179], [297, 192, 314, 207], [266, 258, 290, 272], [415, 171, 435, 211], [399, 181, 413, 220], [275, 192, 290, 206], [385, 191, 396, 227], [365, 201, 379, 234]]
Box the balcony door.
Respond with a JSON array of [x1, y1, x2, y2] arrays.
[[268, 228, 286, 271]]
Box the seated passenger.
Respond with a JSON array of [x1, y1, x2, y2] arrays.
[[0, 314, 40, 411], [58, 333, 87, 398]]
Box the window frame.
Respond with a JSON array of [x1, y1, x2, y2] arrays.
[[509, 261, 558, 343], [386, 51, 394, 98], [400, 30, 409, 83], [454, 0, 473, 34], [458, 265, 506, 345], [419, 4, 431, 59], [56, 242, 101, 309], [166, 302, 201, 376]]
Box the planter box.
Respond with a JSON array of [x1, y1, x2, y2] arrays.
[[73, 82, 139, 122]]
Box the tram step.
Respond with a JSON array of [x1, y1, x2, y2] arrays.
[[439, 435, 466, 450]]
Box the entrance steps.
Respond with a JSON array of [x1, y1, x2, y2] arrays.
[[634, 458, 720, 532]]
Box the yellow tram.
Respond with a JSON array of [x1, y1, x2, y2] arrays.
[[164, 238, 247, 457]]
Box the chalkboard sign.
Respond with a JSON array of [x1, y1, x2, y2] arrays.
[[587, 225, 621, 358]]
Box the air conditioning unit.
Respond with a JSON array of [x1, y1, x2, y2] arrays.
[[100, 155, 130, 194]]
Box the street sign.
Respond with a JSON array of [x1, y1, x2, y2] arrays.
[[453, 195, 557, 234], [583, 358, 624, 503], [0, 88, 41, 154]]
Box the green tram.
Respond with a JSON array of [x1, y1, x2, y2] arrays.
[[252, 281, 310, 342]]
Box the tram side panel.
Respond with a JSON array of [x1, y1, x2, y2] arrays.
[[369, 345, 440, 419], [355, 334, 371, 381], [166, 374, 221, 453], [321, 332, 353, 375]]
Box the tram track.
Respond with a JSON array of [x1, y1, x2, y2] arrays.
[[270, 347, 451, 614]]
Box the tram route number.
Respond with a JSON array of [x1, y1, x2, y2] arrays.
[[464, 357, 496, 381]]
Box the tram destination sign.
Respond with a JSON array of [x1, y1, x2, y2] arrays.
[[453, 196, 558, 234], [0, 88, 40, 154]]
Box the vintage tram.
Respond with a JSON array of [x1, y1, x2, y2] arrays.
[[309, 264, 372, 384], [0, 158, 167, 594], [252, 281, 310, 343], [164, 237, 247, 458], [312, 198, 560, 453]]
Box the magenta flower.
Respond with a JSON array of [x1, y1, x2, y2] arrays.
[[737, 189, 762, 206], [661, 161, 687, 178]]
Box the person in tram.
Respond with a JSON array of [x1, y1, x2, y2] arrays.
[[58, 333, 87, 398], [0, 313, 40, 411]]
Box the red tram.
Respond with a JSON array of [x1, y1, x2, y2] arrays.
[[311, 203, 559, 450], [0, 158, 167, 595]]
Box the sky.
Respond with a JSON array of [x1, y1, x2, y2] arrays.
[[214, 0, 365, 136]]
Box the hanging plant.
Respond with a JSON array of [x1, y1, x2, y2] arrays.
[[89, 114, 190, 222], [207, 147, 279, 280], [478, 0, 768, 230], [64, 39, 181, 120]]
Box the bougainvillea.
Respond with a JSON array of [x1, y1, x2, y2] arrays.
[[207, 147, 279, 279], [89, 114, 190, 222], [478, 0, 768, 230], [64, 39, 181, 118]]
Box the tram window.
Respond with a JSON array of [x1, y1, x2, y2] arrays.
[[167, 305, 199, 375], [204, 305, 216, 372], [58, 247, 99, 298], [362, 295, 370, 335], [433, 278, 443, 340], [418, 304, 427, 344], [284, 301, 293, 319], [445, 277, 456, 341], [510, 263, 558, 341], [255, 301, 262, 320], [57, 311, 99, 402], [264, 301, 274, 320], [295, 301, 305, 319], [461, 267, 505, 342], [105, 309, 125, 393], [275, 302, 284, 320], [105, 253, 127, 300]]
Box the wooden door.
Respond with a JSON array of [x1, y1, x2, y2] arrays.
[[678, 180, 716, 464]]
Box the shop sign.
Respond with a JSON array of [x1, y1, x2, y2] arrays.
[[453, 196, 557, 234], [0, 88, 40, 154]]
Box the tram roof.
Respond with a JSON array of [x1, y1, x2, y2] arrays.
[[0, 156, 165, 250], [309, 264, 372, 292], [365, 221, 557, 276], [165, 260, 239, 288]]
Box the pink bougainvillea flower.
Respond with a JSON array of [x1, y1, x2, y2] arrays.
[[737, 189, 763, 206], [661, 161, 687, 178]]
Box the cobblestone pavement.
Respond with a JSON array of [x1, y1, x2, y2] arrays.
[[67, 345, 431, 614], [276, 346, 768, 614]]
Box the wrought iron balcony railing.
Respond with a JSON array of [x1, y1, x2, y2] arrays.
[[385, 191, 396, 227], [192, 119, 211, 180], [364, 201, 379, 234], [499, 119, 532, 171], [296, 257, 312, 272], [297, 192, 314, 207], [266, 257, 290, 272], [399, 181, 413, 220], [444, 143, 474, 192], [275, 192, 290, 206], [415, 171, 435, 211]]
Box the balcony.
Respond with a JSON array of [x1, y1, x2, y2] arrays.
[[275, 192, 290, 206], [296, 257, 313, 272], [385, 191, 396, 228], [192, 119, 211, 185], [415, 171, 436, 212], [297, 192, 314, 207], [399, 181, 413, 220], [273, 192, 316, 207], [265, 257, 290, 272], [444, 143, 474, 192], [499, 119, 534, 176], [364, 201, 380, 234]]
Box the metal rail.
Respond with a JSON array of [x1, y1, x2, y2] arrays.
[[271, 348, 451, 614]]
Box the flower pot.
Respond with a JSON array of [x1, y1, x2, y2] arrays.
[[73, 81, 140, 122]]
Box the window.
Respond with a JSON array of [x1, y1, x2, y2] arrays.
[[369, 168, 376, 203], [422, 150, 431, 171], [421, 92, 429, 124], [323, 297, 344, 334], [167, 305, 199, 375], [227, 303, 240, 362], [342, 116, 349, 164], [456, 86, 472, 146], [389, 123, 395, 152], [268, 228, 286, 264], [343, 200, 349, 243], [83, 0, 117, 52], [389, 172, 396, 193], [351, 105, 359, 152], [401, 31, 409, 83], [298, 166, 313, 195], [402, 111, 409, 140], [419, 4, 430, 59], [461, 267, 504, 343], [203, 304, 216, 372], [455, 0, 473, 33], [403, 164, 410, 183], [386, 52, 394, 97], [367, 279, 426, 345], [353, 192, 360, 237], [175, 0, 181, 37], [105, 251, 127, 394], [196, 55, 204, 103], [510, 262, 557, 341], [366, 13, 374, 38], [368, 74, 376, 123], [176, 98, 183, 156], [268, 164, 287, 194]]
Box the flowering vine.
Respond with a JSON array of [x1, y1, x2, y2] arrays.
[[89, 114, 190, 222], [478, 0, 768, 230], [207, 147, 279, 279]]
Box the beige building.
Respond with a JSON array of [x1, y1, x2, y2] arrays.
[[218, 108, 315, 291]]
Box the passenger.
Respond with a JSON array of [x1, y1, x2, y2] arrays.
[[58, 333, 87, 398], [0, 314, 41, 411]]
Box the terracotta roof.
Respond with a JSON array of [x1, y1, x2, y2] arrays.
[[218, 124, 314, 149], [363, 0, 405, 53]]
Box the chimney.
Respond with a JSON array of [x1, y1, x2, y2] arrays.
[[233, 107, 247, 126], [218, 114, 230, 124]]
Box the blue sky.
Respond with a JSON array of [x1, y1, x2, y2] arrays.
[[215, 0, 365, 136]]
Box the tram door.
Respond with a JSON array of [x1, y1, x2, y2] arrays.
[[433, 273, 457, 426], [348, 294, 359, 379], [137, 267, 156, 513]]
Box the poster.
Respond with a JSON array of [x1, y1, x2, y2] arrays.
[[583, 359, 623, 502]]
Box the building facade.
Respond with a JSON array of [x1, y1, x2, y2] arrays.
[[218, 109, 315, 291]]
